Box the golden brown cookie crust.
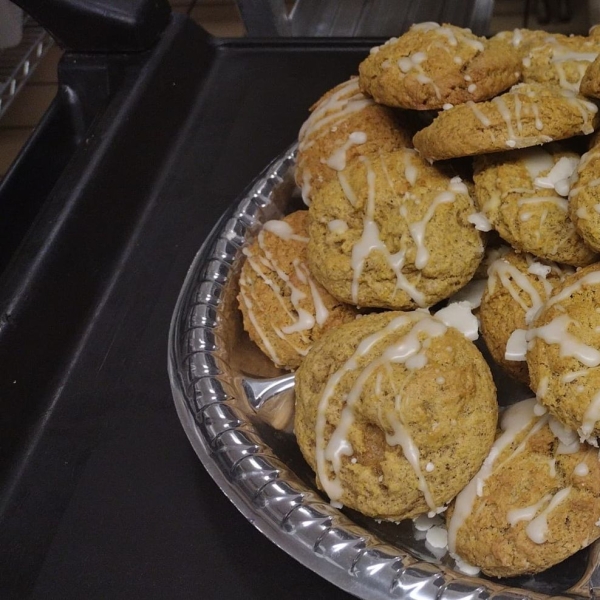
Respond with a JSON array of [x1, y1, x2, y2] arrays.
[[450, 399, 600, 578], [238, 211, 357, 370], [527, 263, 600, 439], [307, 148, 484, 310], [569, 143, 600, 251], [473, 144, 597, 266], [296, 78, 413, 204], [413, 83, 599, 161], [294, 310, 498, 521], [522, 33, 600, 92], [492, 29, 553, 59], [579, 52, 600, 98], [479, 251, 572, 385], [358, 23, 521, 110]]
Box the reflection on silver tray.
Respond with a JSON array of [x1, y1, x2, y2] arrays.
[[168, 143, 600, 600]]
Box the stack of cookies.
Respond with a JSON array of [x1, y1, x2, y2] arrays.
[[237, 22, 600, 580]]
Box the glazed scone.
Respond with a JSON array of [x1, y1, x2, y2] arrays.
[[296, 78, 413, 205], [448, 398, 600, 578], [522, 33, 600, 92], [238, 211, 357, 370], [295, 310, 498, 521], [527, 263, 600, 441], [473, 144, 597, 266], [413, 83, 599, 161], [307, 148, 485, 310], [358, 22, 521, 110], [570, 141, 600, 251], [480, 251, 572, 384]]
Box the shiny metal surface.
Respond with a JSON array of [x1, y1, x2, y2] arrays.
[[235, 0, 494, 37], [168, 143, 597, 600]]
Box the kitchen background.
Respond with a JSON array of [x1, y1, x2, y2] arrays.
[[0, 0, 593, 180]]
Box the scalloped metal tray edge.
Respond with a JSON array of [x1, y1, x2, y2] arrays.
[[167, 143, 589, 600]]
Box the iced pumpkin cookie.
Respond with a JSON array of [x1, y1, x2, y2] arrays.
[[413, 83, 599, 161], [473, 144, 597, 266], [295, 310, 498, 520], [238, 211, 357, 370], [522, 33, 600, 92], [480, 251, 572, 384], [570, 142, 600, 252], [307, 148, 485, 310], [296, 78, 413, 205], [448, 398, 600, 578], [527, 263, 600, 441], [358, 22, 521, 110]]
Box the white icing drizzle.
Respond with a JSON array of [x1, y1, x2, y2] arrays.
[[534, 156, 579, 197], [559, 89, 598, 134], [549, 45, 599, 91], [527, 314, 600, 367], [446, 278, 486, 309], [537, 376, 549, 400], [575, 461, 590, 476], [263, 219, 310, 242], [467, 101, 491, 127], [531, 101, 544, 131], [241, 219, 330, 358], [549, 416, 581, 453], [426, 526, 448, 549], [487, 257, 547, 325], [526, 487, 571, 544], [328, 219, 349, 234], [301, 168, 312, 206], [411, 21, 440, 32], [517, 195, 569, 213], [546, 270, 600, 310], [398, 51, 427, 73], [522, 147, 555, 180], [299, 79, 372, 150], [581, 391, 600, 439], [414, 513, 442, 531], [448, 399, 540, 555], [326, 131, 368, 171], [577, 207, 590, 219], [409, 190, 455, 269], [505, 329, 527, 361], [385, 410, 437, 511], [492, 96, 517, 141], [350, 156, 425, 306], [297, 79, 374, 203], [512, 28, 523, 47], [337, 171, 358, 207], [467, 212, 492, 231], [403, 150, 418, 186], [562, 369, 589, 383], [239, 277, 282, 364], [507, 494, 553, 527], [435, 301, 479, 341], [314, 313, 447, 503], [305, 268, 330, 327]]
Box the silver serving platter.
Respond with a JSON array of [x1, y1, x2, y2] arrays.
[[168, 143, 600, 600]]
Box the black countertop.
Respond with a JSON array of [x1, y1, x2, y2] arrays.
[[0, 13, 373, 599]]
